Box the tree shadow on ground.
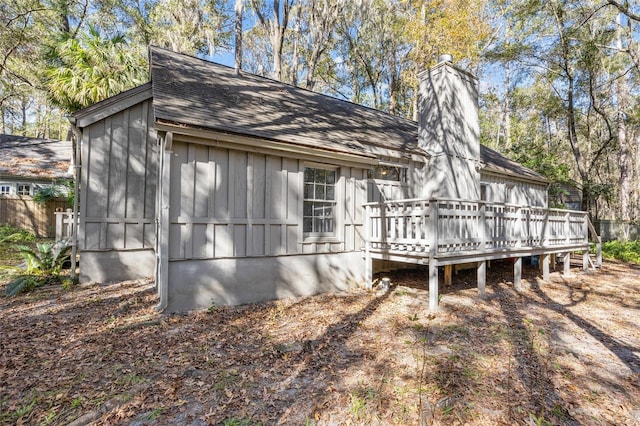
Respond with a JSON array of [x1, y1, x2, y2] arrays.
[[493, 281, 580, 424], [527, 278, 640, 376]]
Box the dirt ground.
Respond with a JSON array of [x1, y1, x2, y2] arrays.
[[1, 260, 639, 425]]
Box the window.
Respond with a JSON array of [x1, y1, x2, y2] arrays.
[[480, 184, 488, 201], [303, 167, 336, 234], [0, 184, 11, 195], [505, 185, 513, 204], [367, 165, 407, 182], [17, 184, 31, 196]]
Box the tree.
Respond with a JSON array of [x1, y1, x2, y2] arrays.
[[249, 0, 295, 81], [45, 27, 148, 112]]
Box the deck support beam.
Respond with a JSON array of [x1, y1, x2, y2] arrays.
[[563, 252, 571, 275], [429, 260, 439, 310], [364, 205, 372, 289], [444, 264, 452, 286], [542, 254, 550, 282], [514, 257, 522, 291], [477, 260, 486, 298]]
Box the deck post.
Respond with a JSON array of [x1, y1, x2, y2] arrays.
[[551, 253, 556, 270], [364, 204, 372, 289], [429, 259, 439, 310], [444, 264, 452, 286], [542, 254, 550, 282], [514, 257, 522, 291], [477, 260, 486, 298], [583, 251, 589, 271], [428, 199, 440, 310], [479, 201, 486, 250], [563, 252, 571, 275], [596, 243, 602, 268]]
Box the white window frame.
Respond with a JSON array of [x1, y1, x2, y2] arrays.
[[480, 184, 489, 201], [303, 165, 338, 239], [16, 183, 31, 196], [0, 184, 11, 195]]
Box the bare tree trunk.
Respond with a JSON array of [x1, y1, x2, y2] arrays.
[[21, 97, 27, 135], [616, 12, 631, 221], [503, 60, 511, 150], [234, 0, 243, 74], [291, 5, 301, 86], [305, 0, 339, 91], [251, 0, 293, 82]]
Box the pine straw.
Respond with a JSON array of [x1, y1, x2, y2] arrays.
[[1, 260, 639, 425]]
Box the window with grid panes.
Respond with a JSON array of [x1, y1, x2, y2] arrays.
[[17, 184, 31, 196], [303, 167, 336, 234], [0, 184, 11, 195]]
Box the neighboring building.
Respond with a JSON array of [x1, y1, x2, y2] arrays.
[[70, 46, 591, 312], [549, 182, 583, 211], [0, 134, 73, 236], [0, 134, 72, 197]]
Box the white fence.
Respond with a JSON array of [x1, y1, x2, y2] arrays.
[[55, 210, 75, 241]]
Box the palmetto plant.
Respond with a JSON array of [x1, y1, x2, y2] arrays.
[[5, 240, 72, 296]]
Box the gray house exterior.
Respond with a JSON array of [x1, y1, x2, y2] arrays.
[[71, 47, 582, 312]]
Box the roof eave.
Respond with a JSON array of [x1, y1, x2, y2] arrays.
[[481, 167, 550, 185], [72, 83, 152, 128], [156, 120, 379, 167]]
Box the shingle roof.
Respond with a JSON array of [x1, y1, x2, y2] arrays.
[[480, 145, 548, 183], [150, 46, 419, 159], [0, 134, 72, 180], [147, 46, 546, 182]]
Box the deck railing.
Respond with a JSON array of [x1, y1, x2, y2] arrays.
[[364, 198, 590, 258]]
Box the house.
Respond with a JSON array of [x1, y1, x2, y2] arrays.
[[0, 134, 72, 197], [70, 46, 594, 312], [0, 134, 73, 236]]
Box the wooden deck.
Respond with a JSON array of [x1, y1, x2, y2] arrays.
[[364, 198, 601, 309]]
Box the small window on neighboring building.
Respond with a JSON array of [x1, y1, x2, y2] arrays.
[[17, 184, 31, 196], [367, 165, 407, 182], [480, 184, 488, 201], [0, 184, 11, 195], [303, 167, 336, 234]]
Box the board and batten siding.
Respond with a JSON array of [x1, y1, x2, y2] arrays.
[[480, 174, 547, 207], [80, 99, 158, 251], [167, 140, 367, 261]]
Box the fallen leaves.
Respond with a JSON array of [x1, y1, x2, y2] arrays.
[[1, 263, 640, 424]]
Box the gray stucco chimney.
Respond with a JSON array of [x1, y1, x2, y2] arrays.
[[417, 59, 480, 200]]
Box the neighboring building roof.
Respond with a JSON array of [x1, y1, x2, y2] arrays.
[[0, 134, 72, 180]]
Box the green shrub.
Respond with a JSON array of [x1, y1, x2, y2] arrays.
[[0, 225, 36, 244], [4, 240, 72, 296], [601, 240, 640, 265], [33, 185, 63, 204]]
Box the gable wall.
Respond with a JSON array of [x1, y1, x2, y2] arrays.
[[80, 99, 158, 252]]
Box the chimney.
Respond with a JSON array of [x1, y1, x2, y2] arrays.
[[417, 57, 481, 200]]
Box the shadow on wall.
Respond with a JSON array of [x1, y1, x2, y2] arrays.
[[80, 250, 156, 284], [166, 251, 365, 312]]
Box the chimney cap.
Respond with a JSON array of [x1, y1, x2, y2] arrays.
[[438, 54, 453, 64]]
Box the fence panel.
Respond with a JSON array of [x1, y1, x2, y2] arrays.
[[0, 196, 69, 237]]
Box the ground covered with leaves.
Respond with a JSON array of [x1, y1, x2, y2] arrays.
[[1, 260, 639, 425]]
